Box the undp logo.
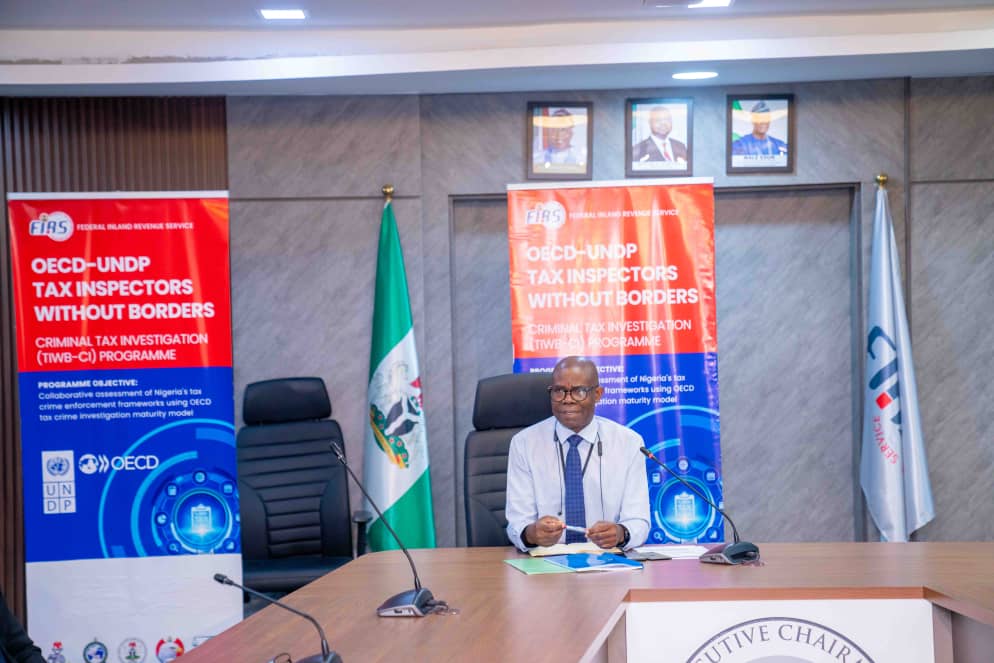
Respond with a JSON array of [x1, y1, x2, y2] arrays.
[[686, 617, 875, 663], [28, 211, 74, 242], [46, 455, 71, 477], [525, 201, 567, 230]]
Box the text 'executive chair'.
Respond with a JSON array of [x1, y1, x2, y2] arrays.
[[238, 377, 370, 595], [464, 372, 553, 546]]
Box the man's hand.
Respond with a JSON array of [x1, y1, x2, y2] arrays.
[[525, 516, 566, 547], [587, 521, 624, 549]]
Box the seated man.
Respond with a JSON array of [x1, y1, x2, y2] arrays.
[[1, 589, 44, 663], [505, 356, 650, 551]]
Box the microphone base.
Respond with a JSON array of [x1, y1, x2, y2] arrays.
[[294, 653, 343, 663], [377, 587, 434, 617], [699, 541, 760, 565]]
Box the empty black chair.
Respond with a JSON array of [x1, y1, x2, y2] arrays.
[[464, 372, 553, 546], [238, 377, 368, 594]]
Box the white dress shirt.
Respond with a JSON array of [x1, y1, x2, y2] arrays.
[[505, 415, 650, 551]]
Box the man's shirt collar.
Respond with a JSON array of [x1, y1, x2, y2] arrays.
[[555, 418, 599, 445]]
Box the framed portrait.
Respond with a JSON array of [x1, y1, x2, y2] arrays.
[[626, 98, 693, 178], [526, 102, 593, 180], [726, 94, 794, 174]]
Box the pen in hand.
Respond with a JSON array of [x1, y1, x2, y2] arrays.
[[563, 524, 587, 535]]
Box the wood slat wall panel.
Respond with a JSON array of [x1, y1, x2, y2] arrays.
[[2, 97, 227, 193], [0, 100, 24, 622], [0, 96, 227, 621]]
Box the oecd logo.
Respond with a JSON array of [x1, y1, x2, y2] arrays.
[[525, 201, 567, 230], [79, 454, 101, 475], [78, 453, 157, 474], [28, 211, 74, 242]]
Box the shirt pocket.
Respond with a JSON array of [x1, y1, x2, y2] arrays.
[[536, 500, 560, 519]]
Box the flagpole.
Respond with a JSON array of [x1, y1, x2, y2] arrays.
[[861, 171, 887, 543], [860, 171, 935, 542], [364, 183, 437, 551]]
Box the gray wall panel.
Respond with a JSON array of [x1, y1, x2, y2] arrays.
[[449, 197, 514, 543], [230, 197, 427, 524], [227, 96, 422, 199], [224, 74, 993, 548], [910, 182, 994, 541], [419, 94, 528, 545], [715, 188, 854, 542], [421, 81, 905, 545], [911, 77, 994, 182]]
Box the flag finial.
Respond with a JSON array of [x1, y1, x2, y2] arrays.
[[382, 185, 394, 201], [875, 173, 888, 189]]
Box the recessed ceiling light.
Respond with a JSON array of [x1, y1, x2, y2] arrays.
[[687, 0, 733, 8], [259, 8, 307, 20], [673, 71, 719, 80]]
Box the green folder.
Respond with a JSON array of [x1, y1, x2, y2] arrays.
[[504, 557, 574, 575]]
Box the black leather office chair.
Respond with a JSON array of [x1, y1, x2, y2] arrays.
[[464, 372, 553, 547], [238, 377, 369, 594]]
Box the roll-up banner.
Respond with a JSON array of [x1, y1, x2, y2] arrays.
[[6, 192, 240, 659], [507, 179, 722, 545]]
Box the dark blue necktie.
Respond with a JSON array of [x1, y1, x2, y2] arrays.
[[563, 434, 587, 543]]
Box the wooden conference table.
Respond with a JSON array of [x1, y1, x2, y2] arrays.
[[183, 543, 994, 663]]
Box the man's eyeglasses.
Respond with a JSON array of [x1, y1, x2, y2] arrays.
[[547, 385, 599, 402]]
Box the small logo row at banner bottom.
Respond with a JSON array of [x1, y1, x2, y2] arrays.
[[43, 635, 202, 663]]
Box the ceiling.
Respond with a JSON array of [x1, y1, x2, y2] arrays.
[[1, 1, 993, 95], [2, 0, 993, 29]]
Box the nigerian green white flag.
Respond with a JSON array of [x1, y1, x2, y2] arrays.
[[362, 199, 436, 551]]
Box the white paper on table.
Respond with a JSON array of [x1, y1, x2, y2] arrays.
[[633, 544, 710, 559]]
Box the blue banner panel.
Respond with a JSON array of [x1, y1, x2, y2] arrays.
[[514, 352, 722, 544], [21, 367, 238, 562]]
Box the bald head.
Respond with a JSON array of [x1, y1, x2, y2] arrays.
[[648, 106, 673, 140], [553, 356, 599, 382]]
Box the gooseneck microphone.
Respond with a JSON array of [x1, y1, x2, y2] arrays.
[[329, 442, 437, 617], [212, 573, 342, 663], [639, 447, 760, 565]]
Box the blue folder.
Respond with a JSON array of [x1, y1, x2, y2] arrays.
[[542, 553, 643, 572]]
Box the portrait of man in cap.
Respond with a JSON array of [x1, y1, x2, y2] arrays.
[[728, 95, 793, 172], [527, 102, 592, 179]]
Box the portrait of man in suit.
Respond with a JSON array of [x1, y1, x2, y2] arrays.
[[632, 106, 687, 164], [627, 98, 693, 176]]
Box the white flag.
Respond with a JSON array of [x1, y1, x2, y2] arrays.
[[860, 186, 935, 542]]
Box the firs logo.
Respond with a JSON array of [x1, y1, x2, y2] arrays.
[[28, 211, 74, 242], [867, 326, 902, 465], [525, 201, 567, 230], [867, 326, 902, 427]]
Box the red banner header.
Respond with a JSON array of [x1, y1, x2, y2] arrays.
[[7, 196, 232, 371]]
